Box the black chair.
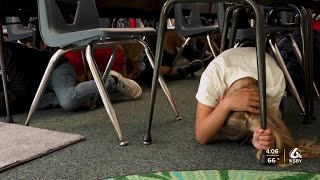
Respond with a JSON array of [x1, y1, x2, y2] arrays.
[[5, 17, 34, 42], [24, 0, 181, 146], [0, 1, 37, 123], [168, 2, 220, 74]]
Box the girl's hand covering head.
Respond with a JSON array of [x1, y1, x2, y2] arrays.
[[222, 88, 260, 114]]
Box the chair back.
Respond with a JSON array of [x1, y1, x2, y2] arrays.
[[174, 3, 218, 37], [38, 0, 101, 47], [5, 17, 34, 41]]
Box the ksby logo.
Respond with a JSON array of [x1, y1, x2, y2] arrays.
[[289, 148, 302, 163], [289, 148, 302, 159]]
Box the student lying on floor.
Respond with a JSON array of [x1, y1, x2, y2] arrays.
[[0, 41, 142, 115], [195, 47, 320, 166]]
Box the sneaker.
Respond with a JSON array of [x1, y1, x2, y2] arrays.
[[182, 44, 201, 61], [201, 51, 214, 66], [189, 59, 204, 72], [201, 51, 214, 62], [177, 59, 204, 78], [109, 70, 142, 100]]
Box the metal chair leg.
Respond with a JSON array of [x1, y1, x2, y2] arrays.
[[138, 40, 181, 123], [269, 39, 305, 114], [228, 7, 242, 49], [102, 47, 118, 81], [306, 8, 315, 120], [25, 49, 66, 126], [144, 0, 174, 145], [0, 22, 13, 123], [244, 0, 268, 165], [85, 42, 127, 146], [206, 34, 218, 58], [289, 4, 314, 123], [168, 37, 191, 73], [288, 34, 320, 99]]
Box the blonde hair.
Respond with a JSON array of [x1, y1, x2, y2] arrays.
[[220, 99, 320, 166]]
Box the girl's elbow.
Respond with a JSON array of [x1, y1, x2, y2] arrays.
[[195, 131, 211, 145]]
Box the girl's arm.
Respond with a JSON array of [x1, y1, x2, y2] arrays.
[[195, 101, 231, 144]]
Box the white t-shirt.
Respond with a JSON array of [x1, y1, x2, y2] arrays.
[[196, 47, 286, 109]]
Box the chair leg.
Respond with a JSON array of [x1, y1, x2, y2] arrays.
[[269, 39, 305, 114], [138, 40, 181, 121], [0, 24, 13, 123], [168, 37, 191, 73], [85, 43, 127, 146], [306, 8, 315, 119], [245, 0, 268, 164], [206, 34, 218, 58], [313, 82, 320, 99], [288, 34, 320, 99], [80, 50, 89, 81], [94, 47, 118, 105], [25, 49, 66, 126], [228, 8, 242, 49], [102, 47, 118, 81], [144, 0, 174, 144], [295, 5, 313, 124]]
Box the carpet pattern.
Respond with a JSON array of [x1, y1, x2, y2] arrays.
[[106, 169, 320, 180], [0, 122, 85, 172]]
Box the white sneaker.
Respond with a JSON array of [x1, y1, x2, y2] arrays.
[[109, 70, 142, 100]]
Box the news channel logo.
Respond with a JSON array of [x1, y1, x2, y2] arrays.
[[289, 148, 302, 164], [265, 148, 302, 164]]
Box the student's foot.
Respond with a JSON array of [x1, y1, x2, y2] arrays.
[[109, 70, 142, 100], [177, 59, 204, 78], [189, 59, 204, 72], [183, 45, 213, 65], [182, 44, 201, 61], [201, 51, 214, 66]]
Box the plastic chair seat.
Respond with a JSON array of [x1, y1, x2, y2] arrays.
[[235, 24, 299, 40], [44, 27, 156, 48], [179, 24, 219, 37]]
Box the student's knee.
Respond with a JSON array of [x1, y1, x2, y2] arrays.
[[58, 98, 78, 111], [56, 91, 79, 111]]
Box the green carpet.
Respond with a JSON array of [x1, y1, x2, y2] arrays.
[[106, 170, 320, 180]]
